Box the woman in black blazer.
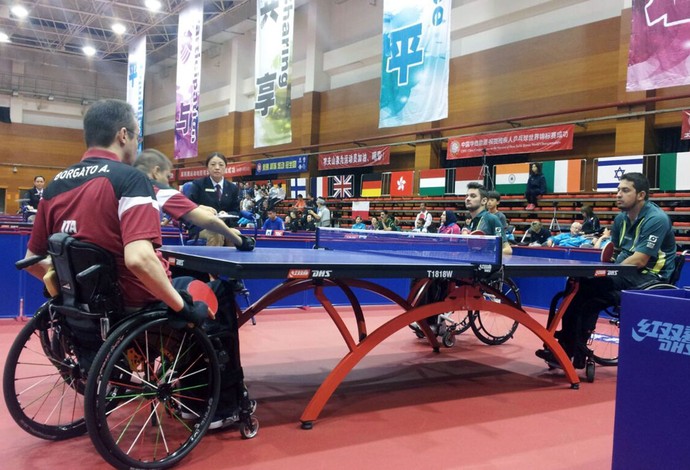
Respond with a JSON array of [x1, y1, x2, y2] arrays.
[[187, 152, 240, 244]]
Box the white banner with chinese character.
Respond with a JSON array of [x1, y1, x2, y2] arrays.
[[174, 0, 203, 159], [379, 0, 450, 128], [254, 0, 294, 148], [126, 35, 146, 152]]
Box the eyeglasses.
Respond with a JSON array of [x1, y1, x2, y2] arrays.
[[126, 128, 144, 143]]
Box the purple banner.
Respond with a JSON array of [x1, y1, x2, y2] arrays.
[[627, 0, 690, 91], [174, 1, 203, 159]]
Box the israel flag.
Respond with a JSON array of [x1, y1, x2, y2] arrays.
[[596, 156, 644, 192]]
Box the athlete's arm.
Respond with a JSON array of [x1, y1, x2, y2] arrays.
[[182, 207, 243, 246], [124, 239, 184, 311]]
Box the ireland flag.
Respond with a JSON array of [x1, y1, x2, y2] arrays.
[[659, 152, 690, 191]]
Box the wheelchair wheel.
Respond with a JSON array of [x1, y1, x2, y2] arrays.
[[470, 278, 521, 345], [451, 311, 473, 335], [2, 304, 88, 440], [590, 283, 678, 367], [84, 315, 220, 469]]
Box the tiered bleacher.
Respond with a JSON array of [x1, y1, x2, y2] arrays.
[[274, 191, 690, 250]]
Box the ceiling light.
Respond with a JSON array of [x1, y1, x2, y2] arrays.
[[10, 5, 29, 19], [83, 45, 96, 56], [12, 90, 19, 97], [112, 22, 126, 35], [0, 32, 10, 43], [47, 95, 55, 101], [145, 0, 162, 12]]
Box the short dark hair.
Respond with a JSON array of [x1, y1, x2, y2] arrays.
[[467, 181, 488, 199], [83, 99, 137, 149], [619, 172, 649, 200], [581, 205, 594, 218], [487, 190, 501, 201], [133, 148, 171, 174], [205, 152, 227, 166]]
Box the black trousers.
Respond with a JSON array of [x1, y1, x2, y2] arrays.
[[558, 270, 660, 364], [525, 189, 541, 205]]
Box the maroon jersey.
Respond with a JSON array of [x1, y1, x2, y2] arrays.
[[29, 149, 166, 308], [151, 180, 197, 221]]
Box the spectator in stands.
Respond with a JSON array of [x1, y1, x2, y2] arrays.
[[486, 190, 508, 229], [525, 220, 552, 245], [187, 152, 240, 245], [308, 197, 331, 227], [303, 214, 317, 231], [592, 227, 612, 250], [351, 216, 367, 230], [465, 182, 513, 254], [411, 217, 427, 233], [580, 205, 601, 234], [240, 193, 255, 220], [369, 216, 380, 230], [379, 210, 401, 231], [284, 215, 299, 232], [525, 162, 547, 211], [22, 175, 46, 222], [262, 209, 285, 231], [536, 172, 677, 370], [415, 202, 433, 231], [267, 182, 286, 209], [293, 194, 306, 211], [438, 210, 461, 234], [546, 222, 587, 247]]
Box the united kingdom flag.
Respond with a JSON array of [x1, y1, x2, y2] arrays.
[[330, 174, 353, 198]]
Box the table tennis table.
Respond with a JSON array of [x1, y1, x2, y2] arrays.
[[161, 228, 635, 428]]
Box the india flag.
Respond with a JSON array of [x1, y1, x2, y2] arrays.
[[596, 156, 644, 192], [541, 159, 582, 193], [495, 163, 530, 195], [454, 166, 483, 195], [419, 169, 446, 196], [659, 152, 690, 191]]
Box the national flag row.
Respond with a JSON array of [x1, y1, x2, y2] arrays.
[[286, 153, 690, 198], [287, 168, 485, 199]]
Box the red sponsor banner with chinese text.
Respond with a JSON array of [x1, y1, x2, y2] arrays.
[[177, 162, 254, 181], [682, 110, 690, 140], [447, 124, 574, 159], [318, 146, 390, 170]]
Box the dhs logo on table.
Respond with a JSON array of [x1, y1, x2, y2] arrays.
[[288, 269, 332, 279]]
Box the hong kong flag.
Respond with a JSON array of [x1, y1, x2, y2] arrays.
[[389, 171, 414, 196]]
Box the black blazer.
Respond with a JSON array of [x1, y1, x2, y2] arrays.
[[188, 177, 240, 215], [23, 187, 42, 210]]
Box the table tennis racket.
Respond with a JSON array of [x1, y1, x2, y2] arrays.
[[600, 241, 615, 263], [186, 279, 219, 319], [470, 230, 485, 236]]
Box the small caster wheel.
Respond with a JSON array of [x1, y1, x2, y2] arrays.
[[585, 362, 595, 383], [442, 331, 455, 348], [240, 416, 259, 439]]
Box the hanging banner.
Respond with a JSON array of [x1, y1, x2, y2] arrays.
[[174, 0, 203, 160], [255, 155, 307, 175], [627, 0, 690, 91], [178, 162, 254, 181], [447, 124, 574, 159], [254, 0, 294, 148], [126, 35, 146, 152], [379, 0, 450, 128], [318, 146, 390, 170]]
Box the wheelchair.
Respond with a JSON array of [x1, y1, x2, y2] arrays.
[[410, 276, 521, 348], [547, 249, 686, 383], [3, 233, 258, 469]]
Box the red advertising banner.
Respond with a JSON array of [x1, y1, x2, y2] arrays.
[[682, 110, 690, 140], [447, 124, 574, 159], [177, 162, 254, 181], [318, 146, 390, 170]]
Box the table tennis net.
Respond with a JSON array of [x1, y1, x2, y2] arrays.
[[315, 228, 502, 266]]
